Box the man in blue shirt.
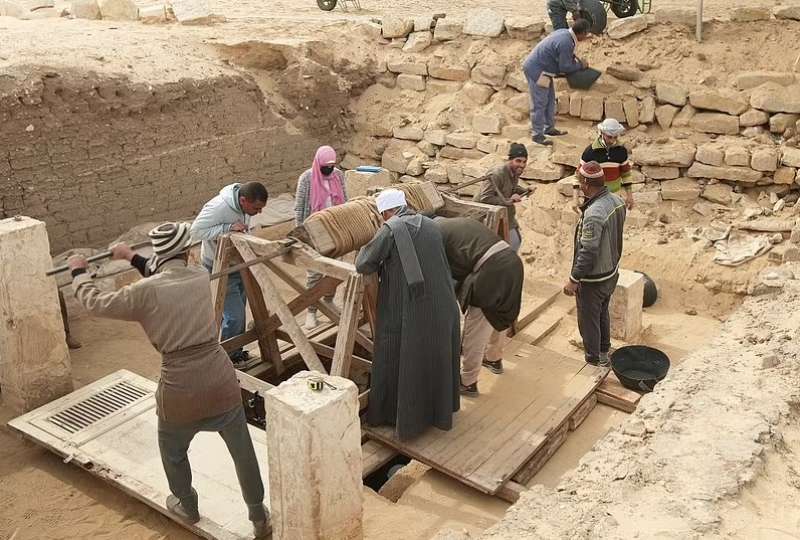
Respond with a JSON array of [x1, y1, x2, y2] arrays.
[[522, 19, 591, 145]]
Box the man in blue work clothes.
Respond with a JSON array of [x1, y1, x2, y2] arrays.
[[523, 19, 591, 146]]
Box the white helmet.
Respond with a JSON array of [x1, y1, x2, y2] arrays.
[[598, 118, 625, 137]]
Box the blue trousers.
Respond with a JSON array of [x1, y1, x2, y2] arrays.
[[206, 263, 247, 358], [158, 406, 267, 523], [524, 71, 556, 138]]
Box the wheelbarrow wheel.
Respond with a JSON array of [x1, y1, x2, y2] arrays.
[[317, 0, 336, 10], [576, 0, 608, 34], [610, 0, 639, 18]]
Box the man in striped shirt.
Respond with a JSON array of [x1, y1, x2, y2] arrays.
[[575, 118, 634, 211]]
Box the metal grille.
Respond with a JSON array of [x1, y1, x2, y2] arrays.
[[46, 381, 150, 434]]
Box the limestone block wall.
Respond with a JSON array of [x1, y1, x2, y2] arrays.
[[0, 70, 320, 252], [344, 12, 800, 202]]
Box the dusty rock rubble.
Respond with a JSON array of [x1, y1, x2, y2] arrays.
[[477, 272, 800, 539]]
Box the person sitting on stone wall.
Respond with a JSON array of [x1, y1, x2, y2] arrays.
[[67, 223, 269, 538], [294, 145, 348, 330], [190, 181, 268, 367]]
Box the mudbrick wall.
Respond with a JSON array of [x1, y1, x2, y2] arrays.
[[0, 68, 321, 252]]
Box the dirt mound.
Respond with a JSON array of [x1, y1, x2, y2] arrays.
[[480, 268, 800, 538]]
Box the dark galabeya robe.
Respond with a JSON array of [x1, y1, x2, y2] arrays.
[[355, 208, 461, 440]]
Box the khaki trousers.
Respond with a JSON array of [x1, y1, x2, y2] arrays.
[[461, 306, 505, 386]]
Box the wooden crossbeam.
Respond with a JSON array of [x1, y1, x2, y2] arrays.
[[273, 330, 372, 374], [265, 260, 374, 354], [241, 267, 285, 375], [244, 234, 356, 281], [211, 236, 232, 334], [232, 237, 326, 374]]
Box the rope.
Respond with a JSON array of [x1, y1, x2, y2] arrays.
[[395, 183, 437, 214], [303, 183, 437, 256], [305, 197, 383, 256]]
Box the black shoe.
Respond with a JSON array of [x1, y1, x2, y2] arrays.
[[482, 358, 504, 374], [532, 134, 553, 146], [545, 127, 567, 136], [459, 380, 479, 397], [585, 357, 600, 366], [230, 350, 250, 368]]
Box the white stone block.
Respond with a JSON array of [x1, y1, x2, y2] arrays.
[[138, 3, 165, 23], [610, 269, 644, 342], [70, 0, 100, 19], [0, 217, 72, 412], [462, 8, 504, 37], [98, 0, 136, 20], [265, 372, 362, 540], [169, 0, 211, 24], [345, 169, 392, 197]]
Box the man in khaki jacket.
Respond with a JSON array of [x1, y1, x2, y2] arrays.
[[473, 143, 531, 252], [67, 222, 269, 537]]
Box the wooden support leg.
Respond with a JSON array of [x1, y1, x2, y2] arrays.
[[211, 236, 232, 334], [241, 268, 285, 375], [362, 273, 379, 342], [232, 237, 327, 374], [266, 260, 374, 354], [331, 274, 365, 377]]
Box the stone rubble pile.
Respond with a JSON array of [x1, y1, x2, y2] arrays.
[[1, 0, 224, 23], [345, 11, 800, 204]]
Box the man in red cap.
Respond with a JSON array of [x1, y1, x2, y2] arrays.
[[563, 161, 626, 367]]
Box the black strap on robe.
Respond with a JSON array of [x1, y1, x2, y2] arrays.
[[385, 216, 425, 299]]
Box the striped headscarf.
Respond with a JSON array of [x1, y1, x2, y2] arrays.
[[147, 222, 193, 274]]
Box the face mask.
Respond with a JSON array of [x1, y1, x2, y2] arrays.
[[320, 165, 334, 175]]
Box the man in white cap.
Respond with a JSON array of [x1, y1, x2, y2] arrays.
[[563, 162, 627, 368], [67, 222, 269, 538], [576, 118, 634, 210], [356, 189, 461, 440]]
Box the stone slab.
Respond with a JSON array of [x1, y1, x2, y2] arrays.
[[265, 372, 362, 540], [610, 269, 644, 341], [0, 217, 73, 412]]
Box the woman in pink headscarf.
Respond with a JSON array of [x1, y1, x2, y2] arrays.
[[294, 145, 349, 329]]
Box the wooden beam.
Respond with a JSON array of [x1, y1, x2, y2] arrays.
[[596, 374, 640, 413], [362, 440, 399, 479], [359, 390, 369, 411], [274, 330, 372, 374], [241, 234, 356, 281], [241, 267, 285, 375], [210, 236, 232, 334], [266, 259, 374, 354], [231, 237, 327, 374], [331, 274, 365, 377], [361, 271, 379, 343], [261, 275, 340, 334], [235, 369, 275, 394], [495, 480, 527, 504], [221, 329, 258, 353]]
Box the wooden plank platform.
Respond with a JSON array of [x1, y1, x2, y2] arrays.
[[515, 281, 561, 332], [363, 341, 607, 495]]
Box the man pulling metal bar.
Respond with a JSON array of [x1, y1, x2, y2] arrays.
[[66, 222, 269, 537]]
